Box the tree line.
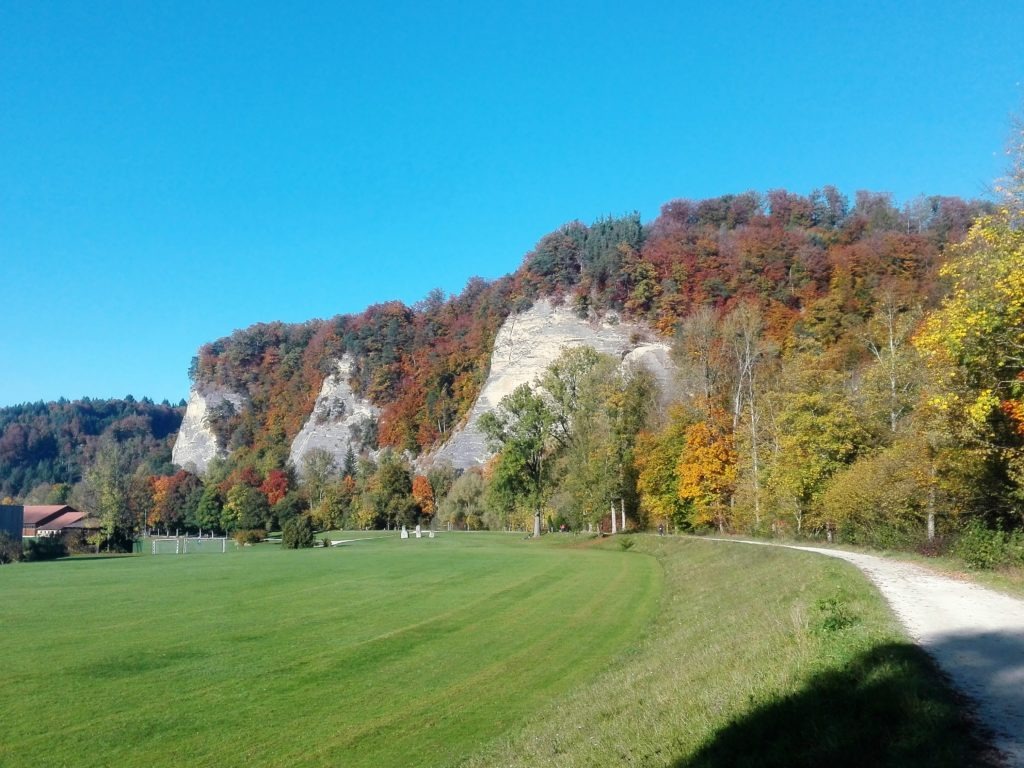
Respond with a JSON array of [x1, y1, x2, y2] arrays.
[[0, 397, 182, 500], [473, 146, 1024, 568]]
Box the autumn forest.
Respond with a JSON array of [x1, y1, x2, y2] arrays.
[[3, 154, 1024, 568]]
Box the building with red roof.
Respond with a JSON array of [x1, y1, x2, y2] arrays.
[[23, 505, 86, 537]]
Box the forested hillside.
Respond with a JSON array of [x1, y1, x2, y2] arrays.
[[9, 178, 1021, 564], [159, 180, 1024, 569], [0, 398, 182, 500], [193, 189, 985, 462]]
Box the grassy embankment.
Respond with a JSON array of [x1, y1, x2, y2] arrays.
[[466, 535, 990, 768], [0, 534, 988, 767]]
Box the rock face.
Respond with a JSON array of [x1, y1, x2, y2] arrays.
[[429, 298, 675, 470], [288, 355, 380, 475], [174, 302, 673, 476], [623, 343, 677, 406], [171, 387, 248, 475]]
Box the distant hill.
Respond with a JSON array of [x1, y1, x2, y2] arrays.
[[0, 397, 184, 500]]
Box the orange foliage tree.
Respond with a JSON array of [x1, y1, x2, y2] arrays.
[[260, 469, 290, 507], [148, 475, 173, 530], [676, 419, 737, 533], [411, 475, 435, 519]]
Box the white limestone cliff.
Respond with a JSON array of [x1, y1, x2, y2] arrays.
[[288, 355, 380, 475], [428, 298, 675, 469], [174, 302, 674, 476], [171, 387, 248, 475], [622, 343, 677, 406]]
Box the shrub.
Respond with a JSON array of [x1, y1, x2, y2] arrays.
[[0, 532, 21, 564], [914, 534, 951, 559], [1008, 529, 1024, 567], [62, 530, 94, 555], [23, 536, 68, 562], [814, 594, 858, 633], [952, 519, 1018, 570], [281, 516, 315, 549], [233, 529, 266, 546], [817, 441, 928, 548]]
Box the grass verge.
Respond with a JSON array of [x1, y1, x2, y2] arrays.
[[463, 535, 992, 767]]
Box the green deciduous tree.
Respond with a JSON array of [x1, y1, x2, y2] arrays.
[[722, 301, 773, 527], [768, 366, 868, 535], [272, 490, 309, 529], [544, 348, 619, 530], [860, 290, 923, 437], [818, 437, 932, 546], [222, 484, 270, 532], [192, 483, 223, 533], [437, 469, 486, 530], [480, 384, 556, 537], [301, 448, 337, 509], [76, 436, 145, 551], [371, 451, 415, 529]]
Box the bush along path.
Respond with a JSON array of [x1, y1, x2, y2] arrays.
[[704, 538, 1024, 767]]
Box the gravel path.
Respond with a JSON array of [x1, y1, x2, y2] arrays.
[[713, 539, 1024, 766]]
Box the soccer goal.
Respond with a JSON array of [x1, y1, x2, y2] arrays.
[[151, 537, 229, 554]]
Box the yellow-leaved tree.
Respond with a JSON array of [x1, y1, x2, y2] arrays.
[[916, 125, 1024, 522], [635, 406, 691, 530], [676, 416, 737, 533]]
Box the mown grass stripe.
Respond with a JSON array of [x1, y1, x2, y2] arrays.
[[0, 535, 660, 768]]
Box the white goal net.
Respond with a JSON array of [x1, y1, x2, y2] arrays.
[[151, 537, 229, 554]]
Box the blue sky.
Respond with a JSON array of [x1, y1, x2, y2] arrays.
[[1, 1, 1022, 407]]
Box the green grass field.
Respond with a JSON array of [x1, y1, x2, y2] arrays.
[[1, 533, 659, 767], [0, 533, 988, 767]]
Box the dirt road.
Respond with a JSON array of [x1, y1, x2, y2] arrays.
[[716, 539, 1024, 766]]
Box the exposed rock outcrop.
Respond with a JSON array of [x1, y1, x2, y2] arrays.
[[171, 387, 248, 475], [288, 355, 380, 475], [623, 343, 677, 406], [174, 302, 674, 476], [428, 299, 675, 470]]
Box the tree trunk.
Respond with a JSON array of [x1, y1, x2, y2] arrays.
[[620, 498, 626, 532], [748, 377, 761, 529], [533, 510, 541, 538], [927, 463, 937, 541], [611, 501, 617, 534]]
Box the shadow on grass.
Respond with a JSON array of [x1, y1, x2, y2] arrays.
[[54, 553, 141, 562], [679, 640, 1004, 768]]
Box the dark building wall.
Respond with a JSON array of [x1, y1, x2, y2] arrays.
[[0, 505, 24, 543]]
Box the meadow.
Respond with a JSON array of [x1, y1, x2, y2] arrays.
[[0, 534, 987, 767]]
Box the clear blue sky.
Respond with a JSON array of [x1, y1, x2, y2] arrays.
[[1, 1, 1022, 407]]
